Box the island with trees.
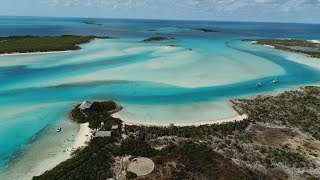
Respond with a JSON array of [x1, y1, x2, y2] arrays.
[[82, 21, 102, 26], [249, 39, 320, 58], [142, 37, 175, 42], [0, 35, 111, 54], [195, 28, 219, 32], [34, 86, 320, 179]]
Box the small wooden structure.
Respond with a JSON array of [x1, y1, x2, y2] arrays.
[[79, 100, 94, 111], [95, 131, 111, 137], [111, 125, 119, 130]]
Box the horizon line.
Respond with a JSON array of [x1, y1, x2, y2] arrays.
[[1, 15, 319, 25]]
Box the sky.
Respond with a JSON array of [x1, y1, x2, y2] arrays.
[[0, 0, 320, 23]]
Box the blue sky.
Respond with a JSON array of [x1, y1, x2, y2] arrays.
[[1, 0, 320, 23]]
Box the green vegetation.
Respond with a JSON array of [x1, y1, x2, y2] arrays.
[[117, 136, 157, 157], [70, 101, 121, 129], [124, 86, 320, 178], [0, 35, 110, 54], [35, 86, 320, 179], [34, 101, 122, 180], [126, 119, 250, 139], [252, 39, 320, 58], [237, 86, 320, 140], [142, 36, 175, 42], [126, 171, 137, 179], [168, 141, 260, 179], [115, 135, 261, 179], [33, 137, 116, 180], [264, 147, 311, 168]]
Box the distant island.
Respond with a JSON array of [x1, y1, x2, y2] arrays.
[[142, 37, 176, 42], [81, 21, 102, 26], [34, 86, 320, 179], [167, 44, 180, 47], [248, 39, 320, 59], [195, 28, 219, 32], [0, 35, 111, 54]]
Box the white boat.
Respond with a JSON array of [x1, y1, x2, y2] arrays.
[[270, 78, 278, 84], [56, 126, 61, 132], [256, 81, 262, 87]]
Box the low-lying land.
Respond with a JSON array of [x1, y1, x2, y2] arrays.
[[82, 21, 102, 25], [142, 37, 175, 42], [34, 86, 320, 179], [34, 101, 122, 180], [0, 35, 110, 54], [195, 28, 218, 32], [250, 39, 320, 58]]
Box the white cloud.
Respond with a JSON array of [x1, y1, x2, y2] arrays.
[[41, 0, 320, 18]]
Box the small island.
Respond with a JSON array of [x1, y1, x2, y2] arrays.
[[250, 39, 320, 58], [142, 37, 175, 42], [195, 28, 219, 32], [82, 21, 102, 26], [0, 35, 111, 54], [167, 44, 180, 47], [34, 86, 320, 179]]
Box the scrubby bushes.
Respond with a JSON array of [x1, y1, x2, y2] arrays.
[[33, 137, 115, 180], [70, 101, 120, 129], [253, 39, 320, 58], [237, 86, 320, 140], [126, 119, 250, 138], [0, 35, 109, 54]]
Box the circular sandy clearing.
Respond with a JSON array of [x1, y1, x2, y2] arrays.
[[127, 157, 155, 176]]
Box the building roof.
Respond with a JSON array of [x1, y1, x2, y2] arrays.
[[111, 125, 119, 130], [95, 131, 111, 137], [79, 100, 94, 110]]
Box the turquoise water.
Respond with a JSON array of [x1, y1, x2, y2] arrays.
[[0, 17, 320, 178]]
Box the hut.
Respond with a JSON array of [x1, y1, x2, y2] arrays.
[[79, 100, 94, 112], [111, 125, 119, 131], [95, 131, 111, 137]]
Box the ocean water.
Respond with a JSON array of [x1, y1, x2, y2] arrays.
[[0, 16, 320, 179]]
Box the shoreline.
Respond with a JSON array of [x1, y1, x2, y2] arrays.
[[36, 123, 92, 177], [37, 123, 92, 176], [70, 123, 92, 152], [112, 112, 248, 127], [0, 50, 74, 56], [249, 39, 320, 59], [0, 119, 87, 180], [0, 37, 103, 57]]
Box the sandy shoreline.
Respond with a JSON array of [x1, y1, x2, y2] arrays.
[[37, 105, 246, 177], [308, 40, 320, 44], [263, 44, 275, 48], [35, 123, 91, 178], [44, 123, 92, 172], [112, 113, 248, 127], [69, 123, 92, 153], [0, 50, 73, 56]]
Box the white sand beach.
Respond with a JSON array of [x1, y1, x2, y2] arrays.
[[0, 50, 72, 56], [34, 123, 91, 178], [70, 123, 92, 151], [32, 123, 92, 178], [112, 112, 248, 127], [37, 123, 92, 176], [308, 40, 320, 44], [263, 44, 275, 48]]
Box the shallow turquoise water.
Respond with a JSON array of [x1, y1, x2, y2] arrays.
[[0, 17, 320, 178]]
